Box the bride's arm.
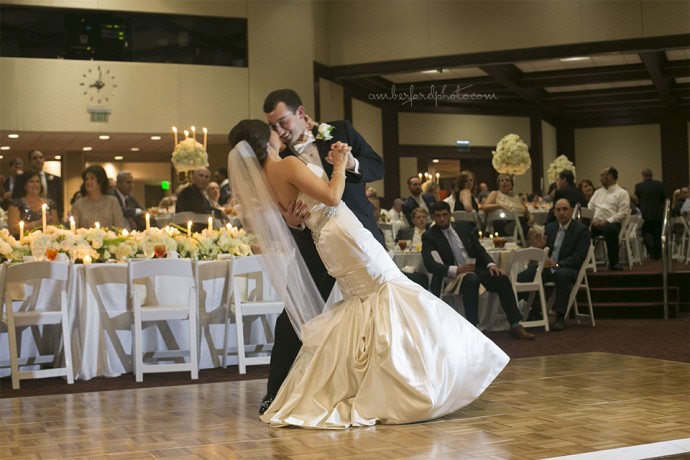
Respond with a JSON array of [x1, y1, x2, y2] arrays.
[[286, 142, 350, 206]]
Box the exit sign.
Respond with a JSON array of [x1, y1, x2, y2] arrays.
[[87, 107, 111, 122]]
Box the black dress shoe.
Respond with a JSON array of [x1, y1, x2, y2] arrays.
[[259, 394, 275, 415], [610, 264, 623, 271], [552, 317, 566, 331]]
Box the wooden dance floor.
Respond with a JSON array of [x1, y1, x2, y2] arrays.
[[1, 352, 689, 459]]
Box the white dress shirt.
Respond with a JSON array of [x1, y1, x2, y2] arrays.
[[588, 184, 630, 224]]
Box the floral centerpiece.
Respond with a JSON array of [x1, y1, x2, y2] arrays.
[[171, 137, 209, 173], [5, 223, 256, 263], [491, 134, 531, 176], [546, 155, 576, 184]]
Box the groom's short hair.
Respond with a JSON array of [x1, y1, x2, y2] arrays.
[[264, 89, 302, 113]]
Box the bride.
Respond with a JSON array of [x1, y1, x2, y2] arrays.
[[227, 120, 509, 429]]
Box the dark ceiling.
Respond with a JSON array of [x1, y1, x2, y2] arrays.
[[319, 34, 689, 126]]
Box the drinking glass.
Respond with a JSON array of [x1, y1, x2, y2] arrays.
[[397, 240, 408, 251], [142, 242, 155, 259], [45, 248, 58, 261], [153, 244, 167, 258]]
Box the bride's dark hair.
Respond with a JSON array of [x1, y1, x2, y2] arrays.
[[228, 119, 271, 165]]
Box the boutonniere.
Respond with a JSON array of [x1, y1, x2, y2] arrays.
[[315, 123, 334, 141]]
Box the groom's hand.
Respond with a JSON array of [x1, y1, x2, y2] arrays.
[[280, 200, 310, 228], [325, 143, 355, 170]]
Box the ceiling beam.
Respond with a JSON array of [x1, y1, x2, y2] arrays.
[[479, 64, 556, 117], [639, 51, 672, 105], [519, 64, 650, 88]]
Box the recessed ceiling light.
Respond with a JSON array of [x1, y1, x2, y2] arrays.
[[0, 146, 10, 150], [0, 155, 3, 159], [432, 159, 440, 163], [421, 68, 445, 74], [54, 155, 62, 160], [456, 140, 471, 146], [560, 57, 590, 62], [7, 134, 19, 139], [99, 135, 110, 140], [82, 147, 92, 151], [114, 155, 124, 160], [130, 147, 140, 152], [150, 135, 162, 140]]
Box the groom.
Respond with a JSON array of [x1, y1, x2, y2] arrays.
[[259, 89, 385, 414]]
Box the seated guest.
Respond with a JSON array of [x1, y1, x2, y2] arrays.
[[111, 171, 147, 231], [402, 176, 436, 225], [7, 171, 58, 237], [446, 170, 479, 212], [483, 173, 532, 238], [206, 181, 229, 219], [422, 201, 534, 339], [588, 166, 630, 271], [396, 207, 428, 248], [71, 165, 124, 229], [578, 179, 596, 204], [213, 167, 232, 205], [518, 199, 591, 330], [546, 170, 587, 223], [388, 198, 409, 229], [2, 157, 23, 210], [176, 167, 225, 230]]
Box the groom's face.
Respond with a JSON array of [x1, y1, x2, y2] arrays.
[[266, 102, 307, 145]]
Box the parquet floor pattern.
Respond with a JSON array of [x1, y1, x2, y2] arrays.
[[1, 352, 689, 459]]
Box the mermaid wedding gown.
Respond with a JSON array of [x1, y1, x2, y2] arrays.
[[260, 164, 509, 429]]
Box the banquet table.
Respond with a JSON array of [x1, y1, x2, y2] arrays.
[[0, 259, 277, 381]]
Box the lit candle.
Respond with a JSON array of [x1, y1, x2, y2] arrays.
[[187, 220, 192, 236], [122, 229, 129, 237], [145, 212, 151, 230], [226, 223, 231, 232], [478, 231, 483, 239], [172, 126, 178, 145], [83, 255, 92, 265], [166, 225, 174, 236], [435, 172, 440, 182], [208, 216, 213, 232], [184, 130, 189, 139], [19, 220, 24, 242], [69, 216, 76, 234], [418, 173, 422, 180], [191, 126, 196, 140], [95, 222, 100, 229], [41, 203, 47, 231], [203, 127, 208, 150]]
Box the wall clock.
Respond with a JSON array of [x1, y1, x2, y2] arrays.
[[80, 65, 117, 105]]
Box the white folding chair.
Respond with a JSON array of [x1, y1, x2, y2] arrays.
[[127, 258, 199, 382], [593, 211, 630, 267], [378, 222, 395, 249], [452, 210, 482, 229], [546, 245, 597, 327], [485, 210, 526, 246], [223, 254, 285, 373], [197, 259, 232, 369], [670, 216, 690, 263], [506, 247, 550, 331], [2, 261, 74, 389], [621, 215, 644, 268], [83, 264, 132, 377], [577, 207, 595, 230]]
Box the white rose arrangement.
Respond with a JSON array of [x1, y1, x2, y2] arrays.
[[546, 155, 576, 184], [171, 138, 209, 173], [491, 134, 531, 176]]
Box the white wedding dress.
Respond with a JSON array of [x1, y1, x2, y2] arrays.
[[260, 165, 509, 429]]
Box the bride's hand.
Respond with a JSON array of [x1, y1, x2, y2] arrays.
[[326, 142, 352, 170], [304, 114, 319, 130]]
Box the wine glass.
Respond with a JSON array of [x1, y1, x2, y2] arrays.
[[45, 248, 58, 261], [153, 244, 167, 258], [142, 242, 155, 259]]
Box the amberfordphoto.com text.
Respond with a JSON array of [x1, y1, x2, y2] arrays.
[[369, 84, 498, 107]]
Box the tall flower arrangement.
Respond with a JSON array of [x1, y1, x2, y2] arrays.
[[491, 134, 531, 176], [171, 138, 209, 173], [546, 155, 576, 184]]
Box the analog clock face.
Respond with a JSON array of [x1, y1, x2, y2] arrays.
[[80, 65, 117, 105]]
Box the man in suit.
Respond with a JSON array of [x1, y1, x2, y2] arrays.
[[2, 158, 23, 210], [546, 170, 587, 224], [213, 167, 232, 205], [402, 176, 436, 225], [260, 88, 384, 413], [518, 199, 591, 331], [27, 149, 64, 221], [422, 201, 535, 340], [176, 167, 224, 231], [111, 170, 147, 231], [396, 207, 428, 248], [634, 168, 666, 260]]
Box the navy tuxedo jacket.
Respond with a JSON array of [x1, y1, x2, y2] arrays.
[[544, 219, 590, 270], [422, 221, 493, 296]]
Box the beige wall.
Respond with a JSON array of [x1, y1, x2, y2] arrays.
[[541, 120, 558, 192], [325, 0, 690, 65], [574, 124, 662, 193], [352, 99, 384, 197], [319, 79, 345, 122]]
